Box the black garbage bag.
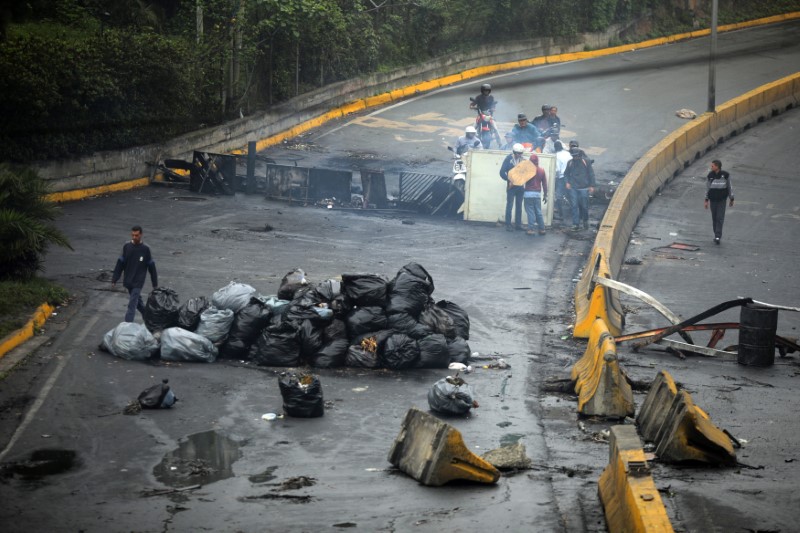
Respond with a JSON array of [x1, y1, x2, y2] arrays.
[[342, 273, 389, 307], [220, 296, 272, 359], [264, 297, 291, 328], [428, 376, 476, 415], [298, 319, 324, 358], [278, 268, 309, 300], [177, 296, 210, 331], [284, 301, 334, 326], [307, 279, 345, 313], [436, 300, 470, 340], [446, 336, 472, 364], [416, 333, 450, 368], [418, 302, 456, 339], [310, 338, 349, 368], [387, 263, 435, 317], [345, 330, 392, 368], [211, 281, 257, 313], [251, 323, 302, 366], [144, 287, 180, 333], [381, 333, 421, 369], [195, 307, 235, 343], [345, 306, 387, 338], [138, 379, 178, 409], [387, 312, 433, 340], [323, 318, 348, 341], [279, 373, 324, 418]]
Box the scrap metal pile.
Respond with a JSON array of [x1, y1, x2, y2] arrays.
[[100, 262, 472, 370]]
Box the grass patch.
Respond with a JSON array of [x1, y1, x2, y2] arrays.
[[0, 278, 70, 340]]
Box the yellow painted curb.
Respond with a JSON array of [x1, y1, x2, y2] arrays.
[[598, 425, 675, 533], [0, 302, 55, 360], [46, 177, 151, 204], [49, 12, 799, 203], [570, 318, 634, 418]]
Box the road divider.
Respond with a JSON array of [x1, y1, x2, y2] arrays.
[[388, 407, 500, 486], [570, 318, 634, 418], [598, 425, 675, 533], [636, 371, 736, 465]]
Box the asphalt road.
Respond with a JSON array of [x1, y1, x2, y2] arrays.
[[0, 19, 798, 533]]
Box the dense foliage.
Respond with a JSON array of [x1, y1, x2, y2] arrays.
[[0, 164, 73, 279], [0, 0, 797, 162]]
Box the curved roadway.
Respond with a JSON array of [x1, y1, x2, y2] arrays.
[[0, 19, 797, 533]]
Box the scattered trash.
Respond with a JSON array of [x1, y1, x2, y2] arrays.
[[428, 375, 477, 415], [624, 257, 643, 265], [261, 413, 278, 421], [351, 386, 369, 392], [675, 108, 697, 119], [279, 373, 324, 418], [482, 358, 509, 369], [137, 379, 178, 409], [448, 362, 473, 373]]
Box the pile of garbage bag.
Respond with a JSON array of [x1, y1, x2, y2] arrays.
[[100, 263, 472, 369]]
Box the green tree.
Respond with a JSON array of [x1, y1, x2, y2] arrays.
[[0, 164, 73, 280]]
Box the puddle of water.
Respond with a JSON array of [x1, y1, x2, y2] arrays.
[[4, 449, 80, 480], [500, 433, 525, 446], [248, 465, 279, 484], [153, 430, 241, 487]]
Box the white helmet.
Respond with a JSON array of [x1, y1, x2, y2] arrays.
[[512, 143, 524, 153], [465, 126, 477, 134]]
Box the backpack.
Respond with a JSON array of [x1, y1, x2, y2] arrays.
[[137, 379, 178, 409]]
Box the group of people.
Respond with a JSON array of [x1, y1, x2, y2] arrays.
[[457, 84, 562, 154], [499, 139, 595, 235], [455, 84, 596, 234]]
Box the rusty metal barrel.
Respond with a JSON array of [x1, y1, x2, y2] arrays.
[[738, 303, 778, 366]]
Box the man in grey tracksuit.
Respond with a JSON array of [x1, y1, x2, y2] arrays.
[[704, 159, 735, 244]]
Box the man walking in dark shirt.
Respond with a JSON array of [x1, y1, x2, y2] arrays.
[[704, 159, 734, 244], [112, 225, 158, 322]]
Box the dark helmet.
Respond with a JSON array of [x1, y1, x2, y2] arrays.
[[569, 139, 579, 148], [481, 83, 492, 93], [542, 104, 550, 112]]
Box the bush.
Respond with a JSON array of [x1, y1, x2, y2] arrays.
[[0, 164, 72, 280]]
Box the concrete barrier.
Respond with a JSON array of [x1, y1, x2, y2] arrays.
[[572, 71, 800, 339], [387, 407, 500, 486], [570, 318, 634, 418], [573, 248, 625, 338], [0, 303, 55, 360], [598, 425, 674, 533], [36, 13, 800, 201], [636, 371, 736, 465]]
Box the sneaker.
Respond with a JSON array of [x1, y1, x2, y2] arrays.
[[583, 221, 589, 230], [538, 230, 546, 236], [515, 226, 524, 231], [571, 225, 581, 231], [506, 226, 514, 232], [714, 237, 720, 244], [526, 229, 536, 235]]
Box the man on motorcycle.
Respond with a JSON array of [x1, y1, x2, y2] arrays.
[[511, 113, 544, 152], [532, 105, 550, 132], [455, 125, 483, 156], [469, 83, 496, 114], [547, 105, 562, 138]]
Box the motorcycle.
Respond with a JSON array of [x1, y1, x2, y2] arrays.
[[447, 145, 466, 192], [469, 97, 502, 149]]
